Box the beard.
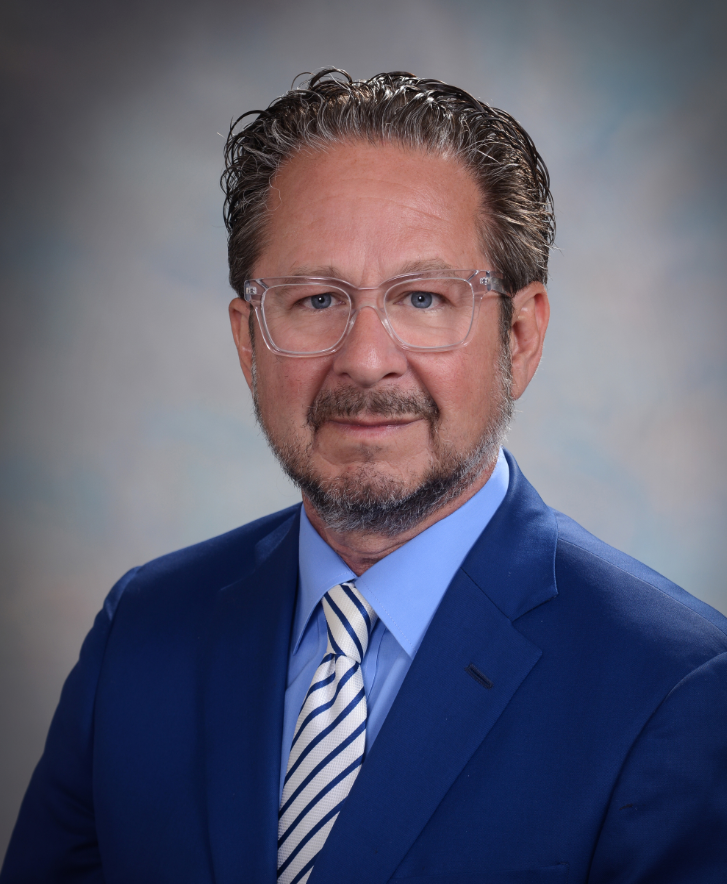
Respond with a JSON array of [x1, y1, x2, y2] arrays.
[[252, 346, 513, 537]]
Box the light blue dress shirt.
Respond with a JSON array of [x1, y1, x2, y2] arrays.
[[279, 448, 510, 801]]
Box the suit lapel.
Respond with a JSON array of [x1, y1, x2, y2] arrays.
[[310, 453, 559, 884], [202, 510, 300, 884]]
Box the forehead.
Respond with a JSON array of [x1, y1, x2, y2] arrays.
[[254, 140, 486, 283]]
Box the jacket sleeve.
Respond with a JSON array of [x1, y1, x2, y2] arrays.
[[0, 569, 138, 883], [589, 651, 727, 883]]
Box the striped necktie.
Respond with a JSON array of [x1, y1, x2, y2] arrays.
[[277, 581, 377, 884]]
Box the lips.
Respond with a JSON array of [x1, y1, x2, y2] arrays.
[[329, 417, 418, 427]]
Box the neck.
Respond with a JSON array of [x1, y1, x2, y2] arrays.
[[302, 460, 496, 575]]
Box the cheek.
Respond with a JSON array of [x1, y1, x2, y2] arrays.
[[415, 349, 500, 436], [255, 354, 331, 426]]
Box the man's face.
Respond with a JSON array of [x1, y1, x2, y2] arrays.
[[230, 141, 531, 535]]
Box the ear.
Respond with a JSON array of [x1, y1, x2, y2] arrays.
[[229, 297, 255, 392], [508, 282, 550, 401]]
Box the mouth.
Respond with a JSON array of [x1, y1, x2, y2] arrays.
[[324, 416, 424, 437], [328, 416, 420, 427]]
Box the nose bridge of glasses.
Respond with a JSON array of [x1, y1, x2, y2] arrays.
[[347, 282, 388, 312], [342, 283, 391, 334], [346, 299, 394, 345]]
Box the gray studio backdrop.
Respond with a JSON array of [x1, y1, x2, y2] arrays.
[[1, 0, 725, 857]]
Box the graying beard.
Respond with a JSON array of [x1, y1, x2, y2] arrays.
[[252, 348, 513, 536], [288, 422, 507, 536]]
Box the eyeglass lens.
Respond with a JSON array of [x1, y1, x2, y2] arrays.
[[261, 278, 475, 353]]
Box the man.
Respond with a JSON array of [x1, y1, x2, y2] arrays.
[[2, 69, 726, 883]]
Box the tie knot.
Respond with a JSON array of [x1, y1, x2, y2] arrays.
[[322, 582, 377, 664]]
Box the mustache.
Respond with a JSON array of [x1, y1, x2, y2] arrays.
[[306, 387, 439, 432]]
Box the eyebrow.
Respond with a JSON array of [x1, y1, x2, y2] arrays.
[[285, 259, 460, 280]]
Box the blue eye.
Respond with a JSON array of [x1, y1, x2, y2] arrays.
[[409, 291, 434, 308], [310, 293, 333, 309]]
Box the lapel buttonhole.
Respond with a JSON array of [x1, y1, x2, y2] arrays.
[[465, 663, 494, 689]]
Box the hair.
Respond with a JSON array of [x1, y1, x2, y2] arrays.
[[221, 68, 555, 342]]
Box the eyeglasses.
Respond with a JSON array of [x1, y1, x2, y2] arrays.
[[242, 270, 508, 357]]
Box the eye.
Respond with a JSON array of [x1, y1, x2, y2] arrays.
[[309, 293, 334, 309], [409, 291, 435, 309]]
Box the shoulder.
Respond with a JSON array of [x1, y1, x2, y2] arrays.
[[104, 503, 301, 621], [491, 449, 727, 705], [547, 507, 727, 666]]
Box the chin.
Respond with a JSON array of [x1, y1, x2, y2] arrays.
[[275, 438, 500, 537]]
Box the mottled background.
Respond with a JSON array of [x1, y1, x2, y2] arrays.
[[1, 0, 725, 857]]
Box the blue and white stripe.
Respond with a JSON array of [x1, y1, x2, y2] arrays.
[[277, 582, 376, 884]]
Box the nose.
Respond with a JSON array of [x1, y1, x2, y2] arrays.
[[331, 305, 408, 387]]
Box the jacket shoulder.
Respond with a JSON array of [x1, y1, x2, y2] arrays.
[[551, 508, 727, 643], [106, 504, 301, 620]]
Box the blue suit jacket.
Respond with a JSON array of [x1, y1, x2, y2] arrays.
[[3, 453, 727, 882]]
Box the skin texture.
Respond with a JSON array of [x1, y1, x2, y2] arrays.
[[229, 140, 549, 574]]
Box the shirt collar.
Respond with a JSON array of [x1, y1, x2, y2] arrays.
[[295, 448, 509, 657]]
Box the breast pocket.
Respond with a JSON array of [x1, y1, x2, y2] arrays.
[[392, 863, 569, 883]]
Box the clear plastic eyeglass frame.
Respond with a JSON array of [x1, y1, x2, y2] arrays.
[[242, 269, 509, 357]]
